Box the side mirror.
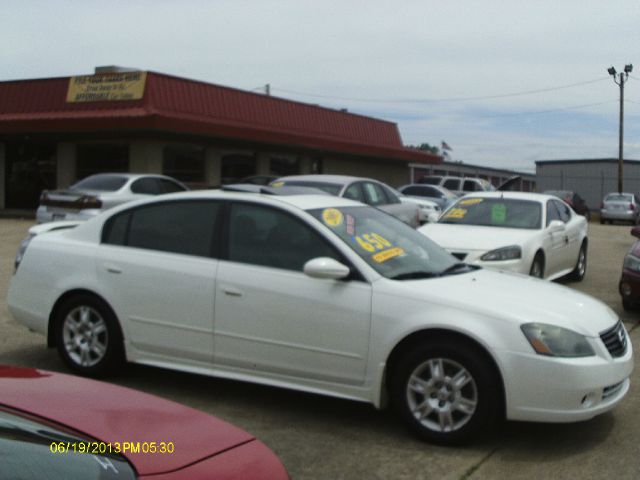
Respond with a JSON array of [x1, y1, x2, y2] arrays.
[[548, 219, 565, 231], [631, 226, 640, 239], [303, 257, 350, 280]]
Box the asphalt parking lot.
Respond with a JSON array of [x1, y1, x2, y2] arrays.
[[1, 218, 639, 480]]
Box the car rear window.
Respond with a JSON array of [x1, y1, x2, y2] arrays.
[[605, 194, 632, 202], [71, 175, 128, 192]]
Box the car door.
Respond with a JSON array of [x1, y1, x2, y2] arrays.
[[97, 200, 221, 362], [544, 200, 571, 275], [554, 199, 581, 269], [214, 201, 372, 384]]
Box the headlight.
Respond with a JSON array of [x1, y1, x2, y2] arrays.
[[480, 245, 521, 261], [623, 254, 640, 272], [14, 233, 35, 273], [521, 323, 595, 357]]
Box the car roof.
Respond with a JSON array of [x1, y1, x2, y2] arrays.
[[456, 191, 560, 203], [275, 174, 377, 185], [80, 173, 177, 181]]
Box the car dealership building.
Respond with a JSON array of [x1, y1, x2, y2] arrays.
[[0, 68, 440, 210]]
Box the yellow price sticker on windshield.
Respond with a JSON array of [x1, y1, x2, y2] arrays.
[[372, 247, 405, 263], [271, 181, 284, 187], [444, 208, 467, 219], [322, 208, 344, 227], [459, 198, 483, 206], [354, 233, 393, 252]]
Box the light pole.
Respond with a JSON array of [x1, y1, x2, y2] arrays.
[[608, 64, 633, 193]]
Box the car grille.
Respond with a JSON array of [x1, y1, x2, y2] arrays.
[[602, 380, 625, 400], [451, 252, 467, 261], [599, 321, 628, 358]]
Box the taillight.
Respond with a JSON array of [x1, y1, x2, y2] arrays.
[[79, 195, 102, 210], [39, 191, 50, 206], [630, 203, 636, 211], [14, 233, 35, 273]]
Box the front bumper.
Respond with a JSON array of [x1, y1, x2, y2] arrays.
[[498, 330, 633, 423]]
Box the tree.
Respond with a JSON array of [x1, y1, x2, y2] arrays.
[[406, 143, 440, 155]]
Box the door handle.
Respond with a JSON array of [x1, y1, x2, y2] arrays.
[[104, 264, 122, 274], [222, 286, 244, 297]]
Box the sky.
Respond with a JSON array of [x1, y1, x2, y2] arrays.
[[2, 0, 640, 173]]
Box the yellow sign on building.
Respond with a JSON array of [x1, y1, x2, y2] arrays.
[[66, 71, 147, 103]]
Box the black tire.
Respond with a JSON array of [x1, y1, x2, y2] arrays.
[[55, 294, 124, 377], [529, 253, 544, 279], [568, 242, 587, 281], [623, 298, 637, 312], [389, 341, 501, 446]]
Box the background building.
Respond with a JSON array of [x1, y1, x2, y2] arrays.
[[409, 160, 536, 191], [0, 68, 439, 210], [536, 158, 640, 209]]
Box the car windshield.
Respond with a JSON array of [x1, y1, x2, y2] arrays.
[[272, 180, 342, 196], [308, 206, 469, 280], [71, 175, 128, 192], [439, 197, 542, 229], [0, 408, 136, 480]]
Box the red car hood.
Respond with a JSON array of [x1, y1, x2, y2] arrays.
[[0, 365, 254, 476]]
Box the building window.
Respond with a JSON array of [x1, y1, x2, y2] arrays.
[[76, 144, 129, 180], [221, 154, 256, 184], [162, 145, 205, 184], [270, 157, 300, 176]]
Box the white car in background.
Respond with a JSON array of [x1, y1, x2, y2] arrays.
[[37, 173, 188, 223], [8, 191, 629, 445], [390, 187, 441, 223], [419, 192, 588, 281], [271, 175, 421, 227]]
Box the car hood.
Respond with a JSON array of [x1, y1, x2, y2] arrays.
[[0, 366, 255, 476], [390, 268, 618, 336], [419, 223, 537, 251]]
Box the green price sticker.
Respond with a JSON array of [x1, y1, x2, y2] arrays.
[[491, 204, 507, 224]]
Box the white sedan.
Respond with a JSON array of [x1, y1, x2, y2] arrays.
[[419, 192, 588, 281], [8, 190, 630, 445]]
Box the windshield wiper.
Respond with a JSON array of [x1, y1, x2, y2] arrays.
[[439, 262, 475, 276], [389, 271, 440, 280]]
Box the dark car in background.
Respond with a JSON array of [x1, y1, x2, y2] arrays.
[[544, 190, 590, 220], [620, 226, 640, 311]]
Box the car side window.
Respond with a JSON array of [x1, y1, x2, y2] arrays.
[[227, 203, 341, 271], [159, 179, 186, 193], [380, 185, 401, 204], [343, 183, 365, 202], [546, 201, 561, 226], [463, 180, 477, 192], [553, 200, 571, 222], [443, 179, 460, 191], [362, 182, 387, 206], [130, 178, 161, 195], [102, 201, 221, 257]]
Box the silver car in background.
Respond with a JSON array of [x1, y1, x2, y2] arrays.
[[271, 174, 421, 227], [37, 173, 188, 223], [600, 192, 640, 225]]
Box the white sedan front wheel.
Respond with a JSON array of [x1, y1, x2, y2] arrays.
[[391, 341, 500, 445], [55, 294, 124, 377]]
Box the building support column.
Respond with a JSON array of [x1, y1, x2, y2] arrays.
[[205, 147, 222, 187], [130, 141, 162, 173], [56, 143, 76, 188], [0, 143, 5, 209]]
